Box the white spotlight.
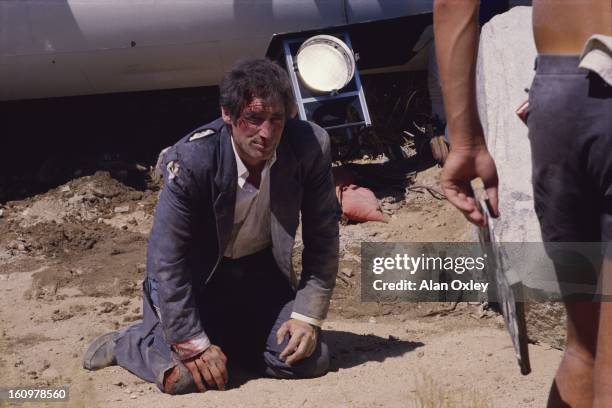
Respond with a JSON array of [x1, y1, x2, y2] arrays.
[[296, 35, 356, 93]]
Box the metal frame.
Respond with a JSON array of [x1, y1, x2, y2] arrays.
[[282, 32, 371, 131]]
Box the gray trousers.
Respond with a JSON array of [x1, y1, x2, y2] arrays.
[[114, 248, 330, 393], [527, 55, 612, 296], [528, 55, 612, 244]]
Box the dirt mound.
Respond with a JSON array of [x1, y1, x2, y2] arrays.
[[0, 171, 152, 300], [0, 171, 156, 254], [11, 171, 156, 228]]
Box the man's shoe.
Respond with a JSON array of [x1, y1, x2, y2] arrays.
[[83, 331, 119, 370]]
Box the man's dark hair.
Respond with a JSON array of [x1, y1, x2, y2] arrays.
[[219, 58, 295, 123]]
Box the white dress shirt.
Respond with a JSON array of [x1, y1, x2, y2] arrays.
[[224, 137, 276, 259]]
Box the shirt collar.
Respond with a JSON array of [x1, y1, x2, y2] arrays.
[[230, 135, 277, 189], [231, 136, 249, 188]]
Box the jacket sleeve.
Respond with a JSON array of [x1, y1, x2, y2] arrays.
[[293, 123, 341, 324], [146, 146, 210, 355]]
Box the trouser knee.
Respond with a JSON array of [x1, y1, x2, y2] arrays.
[[304, 341, 330, 378], [264, 341, 330, 379]]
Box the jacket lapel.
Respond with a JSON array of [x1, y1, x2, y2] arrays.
[[213, 125, 237, 261]]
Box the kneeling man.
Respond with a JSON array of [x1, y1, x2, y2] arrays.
[[83, 58, 340, 394]]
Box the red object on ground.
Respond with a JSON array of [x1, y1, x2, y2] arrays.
[[339, 184, 389, 223], [332, 167, 388, 223]]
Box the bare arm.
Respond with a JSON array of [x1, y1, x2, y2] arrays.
[[433, 0, 499, 225], [434, 0, 482, 148]]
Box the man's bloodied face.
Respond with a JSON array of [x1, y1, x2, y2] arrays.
[[222, 97, 286, 167]]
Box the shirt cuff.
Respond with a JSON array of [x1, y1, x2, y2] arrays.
[[290, 312, 323, 327], [172, 333, 211, 360]]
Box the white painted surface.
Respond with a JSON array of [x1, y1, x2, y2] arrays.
[[0, 0, 348, 100], [0, 0, 437, 101], [476, 7, 559, 292]]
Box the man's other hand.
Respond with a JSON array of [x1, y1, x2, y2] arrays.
[[441, 146, 499, 227], [277, 319, 318, 366], [184, 345, 228, 392]]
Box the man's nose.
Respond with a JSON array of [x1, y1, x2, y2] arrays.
[[259, 119, 273, 138]]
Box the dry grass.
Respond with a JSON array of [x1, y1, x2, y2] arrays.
[[408, 371, 492, 408]]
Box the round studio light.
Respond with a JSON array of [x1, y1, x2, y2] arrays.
[[296, 35, 355, 93]]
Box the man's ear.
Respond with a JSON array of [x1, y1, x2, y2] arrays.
[[287, 101, 298, 119], [221, 107, 233, 125]]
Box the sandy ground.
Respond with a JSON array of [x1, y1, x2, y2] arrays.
[[0, 164, 562, 408]]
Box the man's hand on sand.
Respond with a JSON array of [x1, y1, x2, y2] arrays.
[[184, 345, 228, 392], [441, 146, 499, 227], [277, 319, 318, 365]]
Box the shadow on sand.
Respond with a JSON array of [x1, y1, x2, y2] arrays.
[[229, 329, 423, 388]]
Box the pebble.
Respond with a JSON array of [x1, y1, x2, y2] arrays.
[[368, 317, 377, 324], [60, 185, 71, 193], [523, 397, 535, 403], [383, 202, 401, 211], [0, 209, 3, 218], [341, 268, 353, 278], [70, 268, 83, 276], [99, 302, 117, 314], [130, 394, 137, 399], [114, 206, 130, 214], [41, 367, 59, 380]]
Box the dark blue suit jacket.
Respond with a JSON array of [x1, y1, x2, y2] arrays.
[[145, 117, 340, 345]]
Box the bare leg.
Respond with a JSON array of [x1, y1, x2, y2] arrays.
[[547, 302, 599, 408], [594, 256, 612, 407]]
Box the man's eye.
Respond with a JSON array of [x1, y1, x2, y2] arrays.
[[247, 117, 264, 126]]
